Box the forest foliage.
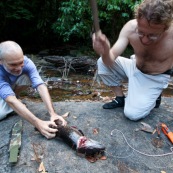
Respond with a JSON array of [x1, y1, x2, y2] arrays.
[[0, 0, 142, 49]]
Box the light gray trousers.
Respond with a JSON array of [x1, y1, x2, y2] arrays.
[[97, 56, 171, 120], [0, 75, 31, 120]]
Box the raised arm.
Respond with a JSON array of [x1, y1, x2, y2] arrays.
[[92, 21, 133, 66]]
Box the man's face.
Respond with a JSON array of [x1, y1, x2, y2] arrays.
[[1, 53, 24, 76], [136, 18, 166, 46]]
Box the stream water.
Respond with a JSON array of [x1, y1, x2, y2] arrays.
[[15, 54, 173, 102]]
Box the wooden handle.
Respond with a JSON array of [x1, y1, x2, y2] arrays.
[[90, 0, 100, 36]]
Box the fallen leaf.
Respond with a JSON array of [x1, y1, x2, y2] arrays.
[[140, 122, 154, 133], [99, 155, 107, 160], [161, 171, 166, 173], [92, 91, 100, 97], [38, 162, 46, 172], [101, 96, 111, 102], [75, 100, 81, 102], [31, 157, 36, 161], [73, 116, 77, 119], [62, 112, 70, 118], [93, 128, 99, 135]]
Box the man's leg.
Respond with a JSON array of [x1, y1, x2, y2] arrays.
[[0, 74, 31, 120], [124, 68, 170, 121], [97, 56, 129, 109], [97, 56, 170, 121], [0, 97, 13, 120], [103, 86, 125, 109]]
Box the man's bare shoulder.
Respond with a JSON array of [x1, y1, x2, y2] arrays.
[[121, 19, 137, 34], [125, 19, 137, 28]]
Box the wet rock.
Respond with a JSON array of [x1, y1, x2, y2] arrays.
[[44, 55, 97, 72]]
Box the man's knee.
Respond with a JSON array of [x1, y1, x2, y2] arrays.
[[124, 108, 149, 121], [0, 112, 10, 120], [97, 57, 107, 74], [0, 100, 13, 120], [97, 57, 103, 65], [0, 107, 14, 120]]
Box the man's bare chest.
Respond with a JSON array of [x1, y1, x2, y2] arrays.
[[132, 39, 173, 62], [138, 49, 171, 62]]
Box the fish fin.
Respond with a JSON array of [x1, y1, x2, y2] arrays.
[[71, 126, 85, 136], [78, 129, 85, 136], [71, 126, 77, 129]]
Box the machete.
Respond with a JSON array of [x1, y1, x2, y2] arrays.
[[9, 120, 23, 163]]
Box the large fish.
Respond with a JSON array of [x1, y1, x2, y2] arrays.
[[54, 120, 105, 157]]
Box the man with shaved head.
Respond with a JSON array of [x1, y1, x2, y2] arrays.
[[0, 41, 67, 139]]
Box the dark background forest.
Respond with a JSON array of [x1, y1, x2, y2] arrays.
[[0, 0, 142, 54]]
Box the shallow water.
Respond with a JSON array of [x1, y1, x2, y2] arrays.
[[15, 54, 173, 101], [15, 68, 173, 102]]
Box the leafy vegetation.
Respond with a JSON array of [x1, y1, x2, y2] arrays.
[[52, 0, 142, 43], [0, 0, 142, 49]]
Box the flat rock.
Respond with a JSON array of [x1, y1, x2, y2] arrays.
[[1, 97, 173, 173]]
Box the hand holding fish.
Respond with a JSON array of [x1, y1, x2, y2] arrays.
[[35, 119, 58, 139], [50, 113, 67, 126], [34, 113, 67, 139]]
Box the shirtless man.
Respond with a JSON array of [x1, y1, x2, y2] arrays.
[[0, 41, 67, 138], [92, 0, 173, 120]]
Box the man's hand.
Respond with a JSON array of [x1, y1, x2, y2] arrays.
[[50, 114, 67, 126], [92, 31, 110, 56], [36, 120, 58, 139], [34, 114, 67, 139]]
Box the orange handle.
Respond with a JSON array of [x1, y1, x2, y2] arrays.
[[161, 123, 173, 144], [167, 132, 173, 144]]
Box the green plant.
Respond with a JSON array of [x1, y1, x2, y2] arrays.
[[98, 0, 142, 40], [0, 0, 142, 48], [52, 0, 142, 42], [52, 0, 92, 42]]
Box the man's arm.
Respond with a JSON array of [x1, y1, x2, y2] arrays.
[[36, 84, 67, 125], [92, 21, 133, 66], [5, 95, 58, 139]]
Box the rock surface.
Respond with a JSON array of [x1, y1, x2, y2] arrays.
[[1, 98, 173, 173], [44, 55, 96, 68]]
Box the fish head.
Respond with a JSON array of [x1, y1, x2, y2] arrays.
[[77, 136, 105, 156]]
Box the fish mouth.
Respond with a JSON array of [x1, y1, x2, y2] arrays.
[[77, 136, 105, 156]]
